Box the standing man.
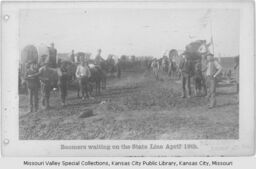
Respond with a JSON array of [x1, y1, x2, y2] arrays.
[[168, 58, 174, 78], [70, 50, 75, 63], [27, 61, 53, 109], [161, 56, 168, 73], [70, 50, 76, 81], [25, 62, 40, 113], [151, 58, 160, 80], [204, 53, 222, 108], [58, 62, 69, 106], [76, 60, 91, 100], [201, 55, 208, 96], [49, 42, 57, 68], [116, 58, 121, 78], [95, 49, 104, 65], [179, 54, 192, 98]]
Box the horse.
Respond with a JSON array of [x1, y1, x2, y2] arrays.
[[100, 55, 121, 78], [167, 59, 182, 80], [88, 64, 107, 95], [167, 49, 183, 79]]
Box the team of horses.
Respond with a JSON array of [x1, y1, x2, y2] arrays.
[[19, 41, 211, 99], [19, 47, 119, 97]]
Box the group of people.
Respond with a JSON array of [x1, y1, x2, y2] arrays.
[[23, 44, 105, 113], [22, 42, 239, 112], [25, 61, 59, 112], [24, 43, 59, 113], [180, 53, 223, 108], [151, 52, 224, 109]]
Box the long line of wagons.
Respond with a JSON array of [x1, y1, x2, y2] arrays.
[[19, 40, 230, 97]]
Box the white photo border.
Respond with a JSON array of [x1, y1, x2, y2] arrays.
[[1, 0, 255, 157]]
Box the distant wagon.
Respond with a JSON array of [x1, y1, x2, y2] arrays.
[[75, 52, 92, 64], [37, 44, 58, 68], [20, 45, 38, 77]]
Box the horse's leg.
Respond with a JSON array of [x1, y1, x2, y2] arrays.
[[97, 81, 101, 95], [102, 77, 106, 89], [104, 77, 107, 89], [89, 82, 93, 97]]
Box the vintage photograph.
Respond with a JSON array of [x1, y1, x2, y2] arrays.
[[18, 8, 240, 140]]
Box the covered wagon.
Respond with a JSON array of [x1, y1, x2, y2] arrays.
[[19, 44, 61, 93], [20, 45, 38, 78]]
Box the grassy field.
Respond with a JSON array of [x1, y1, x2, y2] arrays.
[[19, 66, 239, 140]]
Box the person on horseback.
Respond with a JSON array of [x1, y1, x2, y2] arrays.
[[70, 49, 75, 63], [48, 42, 57, 68], [95, 49, 104, 66]]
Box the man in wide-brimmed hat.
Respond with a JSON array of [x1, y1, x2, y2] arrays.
[[48, 42, 57, 68], [27, 61, 53, 110], [25, 61, 40, 113], [204, 53, 222, 108]]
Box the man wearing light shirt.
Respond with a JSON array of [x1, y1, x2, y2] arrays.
[[76, 61, 91, 100], [204, 53, 222, 108]]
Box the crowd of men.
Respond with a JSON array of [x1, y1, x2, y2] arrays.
[[22, 42, 239, 113], [23, 43, 106, 113], [151, 52, 239, 109]]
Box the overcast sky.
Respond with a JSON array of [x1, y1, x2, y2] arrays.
[[20, 8, 239, 58]]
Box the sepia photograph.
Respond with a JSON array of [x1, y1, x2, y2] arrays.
[[18, 8, 240, 140]]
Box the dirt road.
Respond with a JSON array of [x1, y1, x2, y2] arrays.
[[19, 70, 239, 140]]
